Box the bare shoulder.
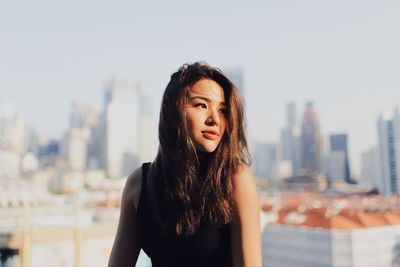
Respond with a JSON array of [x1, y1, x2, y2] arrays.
[[231, 164, 259, 207], [123, 166, 143, 212], [232, 164, 255, 190]]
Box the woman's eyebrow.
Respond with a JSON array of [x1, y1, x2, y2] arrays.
[[189, 96, 226, 106]]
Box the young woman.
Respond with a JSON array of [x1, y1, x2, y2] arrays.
[[108, 62, 262, 267]]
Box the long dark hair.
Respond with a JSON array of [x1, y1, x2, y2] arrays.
[[149, 62, 251, 235]]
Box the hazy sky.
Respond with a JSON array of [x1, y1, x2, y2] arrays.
[[1, 0, 400, 175]]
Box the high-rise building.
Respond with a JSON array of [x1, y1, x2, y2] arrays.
[[103, 80, 139, 178], [61, 128, 90, 171], [280, 102, 302, 174], [377, 108, 400, 195], [361, 147, 380, 189], [0, 102, 33, 155], [101, 79, 157, 178], [329, 133, 353, 183], [254, 142, 278, 181], [65, 101, 99, 170], [301, 101, 322, 176], [322, 151, 346, 183], [70, 100, 98, 129]]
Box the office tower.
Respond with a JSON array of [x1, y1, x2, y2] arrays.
[[61, 128, 90, 171], [301, 101, 322, 176], [103, 79, 141, 178], [65, 101, 99, 170], [280, 102, 302, 174], [254, 142, 278, 181], [361, 147, 380, 189], [70, 100, 98, 129], [0, 102, 30, 155], [377, 108, 400, 195], [322, 151, 346, 183], [329, 133, 353, 183]]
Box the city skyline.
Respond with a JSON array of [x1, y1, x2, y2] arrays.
[[2, 1, 400, 176]]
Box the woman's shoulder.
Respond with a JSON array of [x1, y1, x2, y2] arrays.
[[122, 164, 148, 212], [231, 164, 258, 204], [232, 164, 253, 186]]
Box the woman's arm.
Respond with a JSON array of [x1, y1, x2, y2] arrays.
[[230, 165, 262, 267], [108, 167, 142, 267]]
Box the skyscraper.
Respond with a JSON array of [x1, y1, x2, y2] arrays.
[[361, 147, 380, 189], [301, 101, 322, 176], [377, 107, 400, 195], [280, 102, 302, 175], [103, 79, 140, 179], [253, 142, 278, 181], [322, 151, 346, 183], [329, 133, 353, 183]]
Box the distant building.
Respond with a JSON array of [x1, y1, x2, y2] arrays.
[[261, 192, 400, 267], [253, 142, 278, 181], [0, 102, 35, 155], [377, 108, 400, 195], [263, 223, 400, 267], [0, 150, 20, 178], [361, 147, 380, 190], [301, 101, 322, 175], [0, 179, 123, 266], [61, 128, 90, 171], [322, 151, 346, 183], [69, 100, 98, 129], [329, 133, 353, 183], [281, 102, 302, 175], [102, 79, 157, 178], [104, 80, 139, 178]]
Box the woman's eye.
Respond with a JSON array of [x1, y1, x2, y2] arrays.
[[195, 103, 207, 109], [219, 108, 227, 115]]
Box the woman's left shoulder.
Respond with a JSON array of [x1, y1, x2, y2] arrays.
[[231, 164, 258, 200], [232, 164, 254, 187]]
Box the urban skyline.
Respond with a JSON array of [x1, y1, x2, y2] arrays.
[[2, 85, 398, 187], [2, 1, 400, 177]]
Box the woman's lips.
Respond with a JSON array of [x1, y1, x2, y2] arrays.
[[202, 130, 219, 140]]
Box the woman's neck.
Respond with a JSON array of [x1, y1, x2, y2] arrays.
[[198, 151, 212, 177]]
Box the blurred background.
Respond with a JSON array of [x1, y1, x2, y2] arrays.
[[1, 0, 400, 266]]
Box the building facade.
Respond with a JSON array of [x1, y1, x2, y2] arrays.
[[377, 108, 400, 195]]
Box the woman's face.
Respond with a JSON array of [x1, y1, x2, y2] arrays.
[[184, 79, 227, 153]]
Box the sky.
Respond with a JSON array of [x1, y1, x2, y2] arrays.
[[1, 0, 400, 176]]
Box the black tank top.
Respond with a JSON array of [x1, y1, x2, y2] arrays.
[[137, 163, 233, 267]]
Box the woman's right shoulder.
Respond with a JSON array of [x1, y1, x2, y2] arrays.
[[122, 165, 144, 212]]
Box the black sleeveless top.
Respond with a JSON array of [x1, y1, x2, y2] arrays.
[[137, 163, 233, 267]]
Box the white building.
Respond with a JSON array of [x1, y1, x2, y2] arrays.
[[0, 102, 34, 155], [263, 224, 400, 267], [61, 128, 90, 171], [280, 102, 302, 174], [103, 79, 144, 178], [261, 192, 400, 267], [0, 150, 20, 178]]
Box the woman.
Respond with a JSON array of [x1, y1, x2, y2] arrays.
[[108, 62, 262, 267]]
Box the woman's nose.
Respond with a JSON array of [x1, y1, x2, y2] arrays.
[[206, 109, 220, 126]]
